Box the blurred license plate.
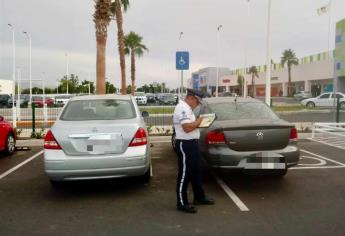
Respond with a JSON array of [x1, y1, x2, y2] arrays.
[[245, 153, 286, 169]]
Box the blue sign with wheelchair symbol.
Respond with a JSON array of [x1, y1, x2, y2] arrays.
[[176, 51, 189, 70]]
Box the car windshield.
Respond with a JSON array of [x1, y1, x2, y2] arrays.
[[208, 102, 279, 121], [60, 99, 136, 121], [135, 92, 145, 96]]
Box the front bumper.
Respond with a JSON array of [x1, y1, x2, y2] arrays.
[[44, 145, 150, 181]]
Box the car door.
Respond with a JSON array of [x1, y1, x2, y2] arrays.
[[317, 93, 331, 107]]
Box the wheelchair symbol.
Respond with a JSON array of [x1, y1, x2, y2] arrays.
[[179, 57, 186, 66]]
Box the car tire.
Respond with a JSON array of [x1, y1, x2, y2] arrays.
[[306, 102, 315, 108], [50, 180, 64, 188], [5, 133, 15, 155], [171, 129, 176, 152], [140, 165, 151, 183]]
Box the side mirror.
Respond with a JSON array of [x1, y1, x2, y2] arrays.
[[141, 111, 149, 118], [0, 116, 4, 121]]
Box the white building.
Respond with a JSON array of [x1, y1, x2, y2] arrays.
[[0, 79, 14, 95], [189, 18, 345, 97]]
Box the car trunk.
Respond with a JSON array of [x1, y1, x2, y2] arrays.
[[52, 120, 139, 156], [211, 119, 293, 151]]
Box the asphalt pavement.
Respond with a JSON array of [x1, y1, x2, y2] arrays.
[[0, 137, 344, 235]]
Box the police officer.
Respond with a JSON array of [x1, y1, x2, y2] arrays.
[[173, 89, 215, 214]]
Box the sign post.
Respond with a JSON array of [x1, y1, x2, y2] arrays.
[[176, 51, 189, 99]]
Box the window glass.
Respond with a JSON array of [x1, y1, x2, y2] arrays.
[[207, 102, 279, 121], [60, 99, 136, 121], [319, 94, 330, 99]]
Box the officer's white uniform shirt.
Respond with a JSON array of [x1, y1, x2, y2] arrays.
[[173, 100, 200, 140]]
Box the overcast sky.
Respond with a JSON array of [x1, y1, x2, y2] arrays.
[[1, 0, 345, 89]]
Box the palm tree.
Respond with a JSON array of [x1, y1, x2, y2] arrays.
[[111, 0, 129, 95], [124, 31, 148, 95], [237, 75, 244, 96], [93, 0, 112, 95], [248, 66, 259, 98], [281, 49, 299, 97]]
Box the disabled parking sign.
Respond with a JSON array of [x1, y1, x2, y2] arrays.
[[176, 51, 189, 70]]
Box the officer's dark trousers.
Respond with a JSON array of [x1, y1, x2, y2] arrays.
[[175, 139, 206, 207]]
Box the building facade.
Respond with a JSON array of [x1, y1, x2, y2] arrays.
[[0, 79, 13, 95], [189, 18, 345, 97]]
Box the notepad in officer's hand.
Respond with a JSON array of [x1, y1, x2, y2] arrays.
[[198, 113, 216, 128]]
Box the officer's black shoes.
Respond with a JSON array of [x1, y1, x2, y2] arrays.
[[194, 197, 215, 205], [177, 205, 198, 213]]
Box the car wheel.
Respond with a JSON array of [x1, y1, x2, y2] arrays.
[[140, 165, 151, 183], [5, 133, 15, 155], [306, 102, 315, 108], [171, 129, 176, 152], [340, 102, 345, 110], [50, 180, 64, 188]]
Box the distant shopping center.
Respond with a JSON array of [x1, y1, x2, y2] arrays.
[[189, 18, 345, 97]]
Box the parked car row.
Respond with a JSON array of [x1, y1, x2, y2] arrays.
[[134, 92, 179, 106], [0, 94, 72, 108]]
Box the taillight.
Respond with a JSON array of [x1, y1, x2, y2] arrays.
[[289, 127, 298, 142], [44, 130, 62, 149], [206, 131, 226, 145], [129, 128, 147, 147]]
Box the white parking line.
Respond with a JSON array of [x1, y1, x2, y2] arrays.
[[0, 150, 44, 180], [215, 176, 250, 212], [309, 138, 345, 150]]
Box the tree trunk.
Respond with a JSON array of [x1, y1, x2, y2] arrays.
[[96, 35, 106, 95], [131, 51, 136, 95], [114, 0, 126, 94], [288, 66, 292, 97], [252, 74, 256, 98]]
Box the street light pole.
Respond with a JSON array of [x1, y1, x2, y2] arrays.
[[23, 31, 32, 104], [65, 53, 69, 94], [265, 0, 272, 105], [178, 32, 183, 99], [243, 0, 250, 98], [216, 25, 222, 97], [8, 24, 16, 128]]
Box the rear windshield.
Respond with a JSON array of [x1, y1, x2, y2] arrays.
[[60, 99, 136, 121], [208, 102, 279, 121]]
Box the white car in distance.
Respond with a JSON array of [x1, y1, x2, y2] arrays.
[[301, 92, 345, 109], [134, 92, 147, 105]]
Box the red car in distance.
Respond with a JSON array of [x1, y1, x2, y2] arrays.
[[0, 116, 16, 155], [32, 96, 54, 107]]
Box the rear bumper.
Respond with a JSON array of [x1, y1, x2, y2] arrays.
[[44, 145, 150, 181], [201, 143, 299, 170]]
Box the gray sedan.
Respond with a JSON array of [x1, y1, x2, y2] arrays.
[[44, 95, 151, 186], [197, 97, 300, 176]]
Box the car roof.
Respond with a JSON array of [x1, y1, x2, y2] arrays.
[[69, 94, 132, 101], [203, 96, 262, 104]]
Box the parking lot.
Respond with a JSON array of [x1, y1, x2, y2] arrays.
[[0, 136, 344, 236]]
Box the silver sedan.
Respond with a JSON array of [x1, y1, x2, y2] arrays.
[[44, 95, 151, 186], [197, 97, 300, 176]]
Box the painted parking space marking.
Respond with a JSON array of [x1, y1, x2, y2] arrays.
[[0, 150, 44, 180], [298, 155, 327, 166], [290, 149, 345, 170], [215, 176, 250, 212], [309, 138, 345, 150]]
